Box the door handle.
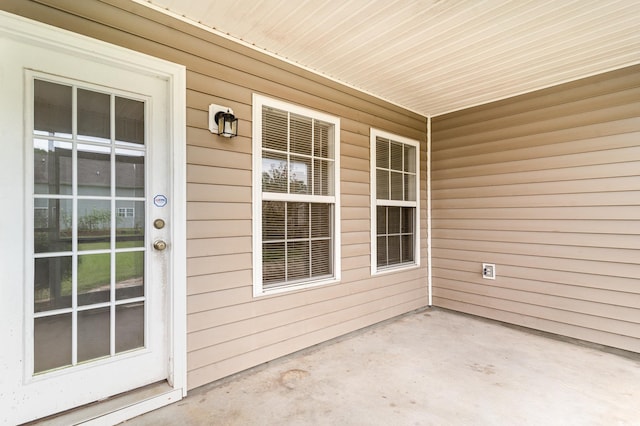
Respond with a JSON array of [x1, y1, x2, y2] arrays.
[[153, 240, 167, 251]]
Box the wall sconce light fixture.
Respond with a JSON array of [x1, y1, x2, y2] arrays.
[[209, 103, 238, 138]]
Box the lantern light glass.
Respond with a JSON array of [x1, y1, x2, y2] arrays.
[[208, 104, 238, 138]]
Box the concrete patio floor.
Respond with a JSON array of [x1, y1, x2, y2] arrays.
[[125, 308, 640, 426]]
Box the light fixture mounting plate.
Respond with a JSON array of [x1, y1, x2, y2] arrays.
[[208, 103, 234, 134]]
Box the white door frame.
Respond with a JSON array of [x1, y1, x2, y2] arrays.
[[0, 11, 187, 424]]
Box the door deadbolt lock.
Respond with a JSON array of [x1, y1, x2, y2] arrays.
[[153, 218, 166, 229], [153, 240, 167, 251]]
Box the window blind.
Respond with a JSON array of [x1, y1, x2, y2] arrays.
[[260, 105, 336, 289], [373, 133, 418, 271]]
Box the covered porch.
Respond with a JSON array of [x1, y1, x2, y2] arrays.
[[127, 309, 639, 424]]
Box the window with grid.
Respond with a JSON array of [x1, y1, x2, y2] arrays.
[[370, 129, 419, 273], [253, 94, 340, 295], [117, 207, 135, 218]]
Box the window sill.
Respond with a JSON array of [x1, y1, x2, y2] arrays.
[[253, 276, 340, 298], [372, 262, 420, 276]]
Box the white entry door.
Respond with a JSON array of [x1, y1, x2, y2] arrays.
[[0, 14, 185, 425]]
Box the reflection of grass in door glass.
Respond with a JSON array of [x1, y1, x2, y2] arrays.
[[116, 251, 143, 282], [61, 241, 143, 294], [78, 253, 111, 293]]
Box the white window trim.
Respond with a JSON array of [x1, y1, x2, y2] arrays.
[[370, 128, 420, 275], [252, 94, 341, 296]]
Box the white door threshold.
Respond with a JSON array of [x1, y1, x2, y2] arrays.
[[30, 382, 183, 426]]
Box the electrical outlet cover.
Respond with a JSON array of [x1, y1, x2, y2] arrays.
[[482, 263, 496, 280]]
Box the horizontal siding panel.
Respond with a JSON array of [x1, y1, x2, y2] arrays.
[[340, 129, 369, 146], [341, 129, 368, 147], [188, 286, 252, 314], [341, 206, 369, 220], [433, 219, 640, 234], [434, 132, 639, 170], [341, 142, 369, 160], [433, 287, 640, 338], [187, 70, 253, 107], [341, 231, 370, 246], [187, 164, 252, 186], [187, 88, 252, 120], [187, 202, 251, 220], [187, 219, 251, 239], [434, 278, 640, 325], [432, 206, 640, 220], [188, 278, 424, 353], [187, 253, 252, 276], [434, 191, 640, 209], [433, 88, 640, 142], [342, 254, 370, 270], [342, 219, 370, 233], [339, 267, 370, 283], [341, 155, 369, 172], [433, 268, 640, 308], [188, 270, 252, 295], [341, 181, 369, 196], [187, 237, 252, 258], [433, 102, 640, 151], [187, 146, 251, 169], [432, 229, 640, 250], [341, 267, 425, 286], [433, 299, 640, 354], [341, 169, 369, 183], [433, 146, 640, 180], [341, 118, 372, 137], [432, 161, 640, 190], [433, 238, 640, 264], [433, 117, 640, 162], [341, 243, 370, 258], [187, 183, 251, 203], [341, 194, 370, 208], [432, 258, 640, 294], [186, 126, 252, 153], [433, 248, 640, 279], [188, 267, 425, 333], [432, 176, 640, 199]]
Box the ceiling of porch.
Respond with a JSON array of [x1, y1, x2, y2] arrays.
[[137, 0, 640, 117]]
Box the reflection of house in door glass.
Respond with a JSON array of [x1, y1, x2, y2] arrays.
[[33, 139, 146, 249]]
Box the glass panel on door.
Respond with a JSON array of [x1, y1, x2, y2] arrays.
[[33, 79, 147, 374]]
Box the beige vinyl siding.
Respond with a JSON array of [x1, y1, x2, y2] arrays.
[[431, 65, 640, 353], [1, 0, 428, 389]]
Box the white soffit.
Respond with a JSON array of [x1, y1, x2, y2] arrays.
[[141, 0, 640, 117]]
